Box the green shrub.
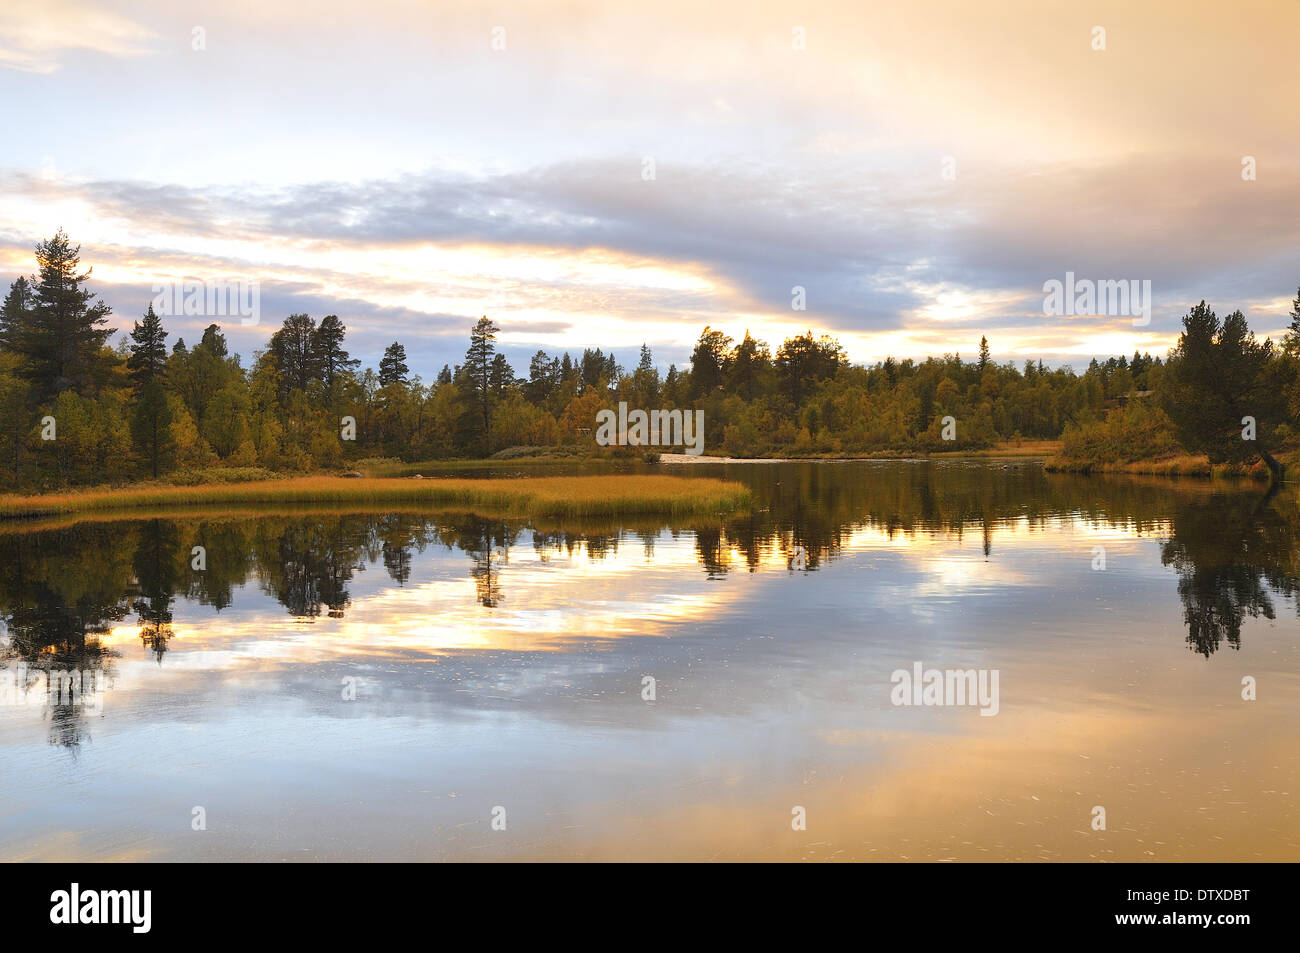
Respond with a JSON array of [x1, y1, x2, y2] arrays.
[[1060, 401, 1180, 464]]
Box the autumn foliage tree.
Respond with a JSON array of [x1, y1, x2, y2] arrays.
[[3, 231, 1296, 487]]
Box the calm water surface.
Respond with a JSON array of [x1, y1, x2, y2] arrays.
[[1, 460, 1296, 860]]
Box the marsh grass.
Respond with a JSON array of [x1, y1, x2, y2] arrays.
[[931, 439, 1063, 458], [364, 457, 578, 476], [1044, 454, 1267, 478], [0, 475, 752, 522]]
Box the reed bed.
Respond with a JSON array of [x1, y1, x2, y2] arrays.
[[0, 475, 752, 522], [1044, 454, 1267, 479]]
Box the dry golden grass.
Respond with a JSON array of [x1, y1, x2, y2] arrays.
[[0, 475, 752, 522], [1044, 454, 1266, 478], [932, 439, 1063, 458]]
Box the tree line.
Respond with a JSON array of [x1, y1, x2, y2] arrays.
[[1, 230, 1296, 487]]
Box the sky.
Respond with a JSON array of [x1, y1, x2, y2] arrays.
[[1, 0, 1297, 378]]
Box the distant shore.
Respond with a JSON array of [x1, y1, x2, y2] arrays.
[[658, 439, 1063, 464]]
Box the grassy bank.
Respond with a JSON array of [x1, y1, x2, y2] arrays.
[[1046, 402, 1295, 480], [0, 475, 753, 522], [931, 438, 1062, 458], [360, 456, 581, 476], [1044, 454, 1269, 478]]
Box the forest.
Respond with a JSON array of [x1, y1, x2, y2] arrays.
[[2, 230, 1297, 489]]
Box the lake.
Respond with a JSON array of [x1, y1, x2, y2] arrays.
[[1, 460, 1296, 861]]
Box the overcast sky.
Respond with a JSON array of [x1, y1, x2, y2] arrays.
[[1, 0, 1297, 377]]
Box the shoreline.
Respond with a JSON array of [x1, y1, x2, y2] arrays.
[[657, 439, 1064, 464], [1043, 456, 1272, 480], [0, 474, 752, 523], [658, 451, 1057, 464]]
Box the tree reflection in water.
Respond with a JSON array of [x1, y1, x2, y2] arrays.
[[1, 464, 1297, 746], [1160, 485, 1300, 656], [0, 523, 125, 748]]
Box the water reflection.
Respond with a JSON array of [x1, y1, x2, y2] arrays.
[[1159, 485, 1300, 656], [0, 462, 1296, 807], [0, 523, 125, 747], [1, 467, 1296, 666], [133, 519, 177, 663], [2, 461, 1298, 861]]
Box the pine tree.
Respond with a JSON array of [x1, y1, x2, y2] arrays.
[[131, 378, 174, 479], [0, 276, 33, 352], [268, 314, 318, 394], [489, 352, 515, 396], [726, 331, 770, 401], [312, 314, 359, 394], [13, 229, 116, 401], [774, 331, 844, 405], [690, 327, 732, 396], [633, 343, 661, 403], [579, 348, 614, 391], [464, 317, 499, 448], [379, 342, 410, 386], [200, 323, 229, 358], [663, 364, 679, 403], [127, 304, 168, 387], [525, 350, 556, 404], [125, 304, 173, 477], [1163, 301, 1286, 480], [1284, 286, 1300, 354]]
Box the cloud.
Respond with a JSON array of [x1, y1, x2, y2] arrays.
[[1, 0, 1297, 371], [0, 1, 156, 73], [15, 150, 1299, 332], [3, 146, 1299, 376]]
